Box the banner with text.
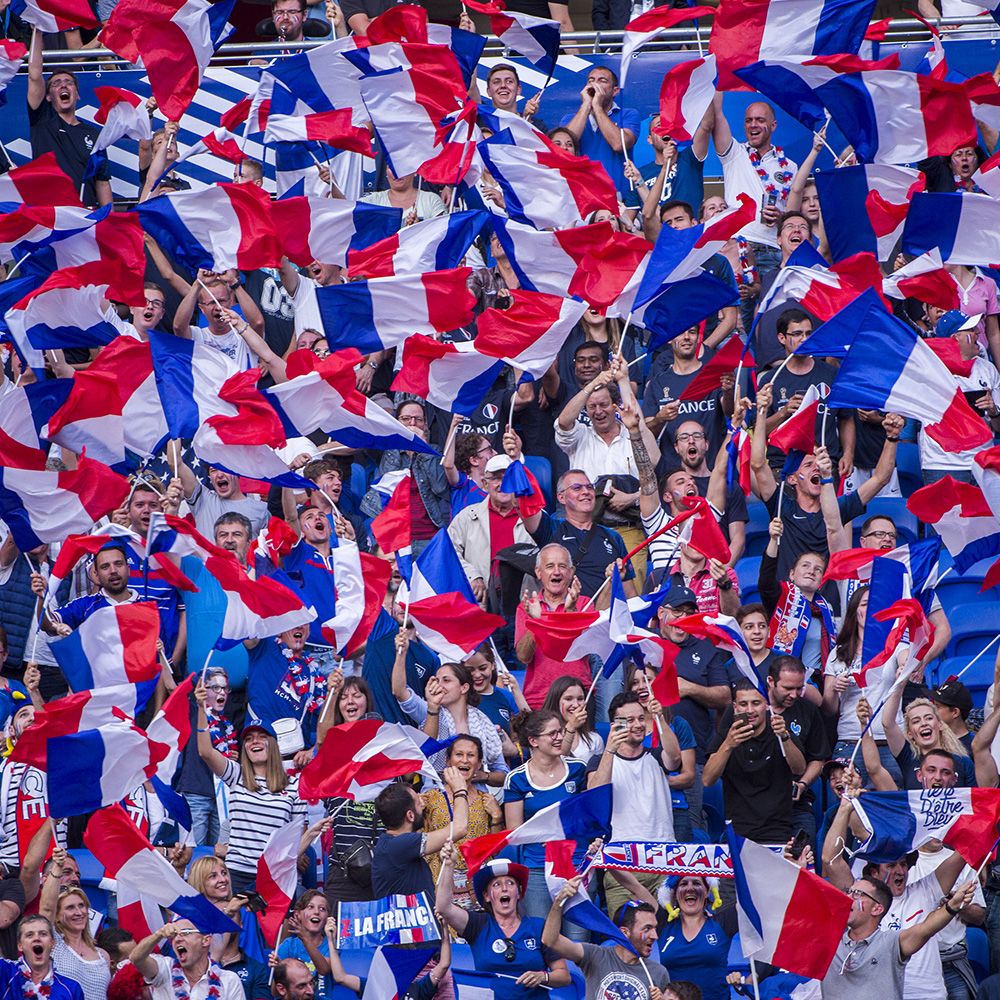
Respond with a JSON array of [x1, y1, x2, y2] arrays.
[[595, 842, 735, 878], [337, 892, 441, 950]]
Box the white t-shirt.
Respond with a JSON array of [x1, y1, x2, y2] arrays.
[[362, 189, 447, 228], [189, 325, 256, 371], [290, 274, 323, 338], [823, 649, 895, 741], [610, 749, 674, 842], [884, 872, 945, 1000], [104, 306, 144, 341], [911, 847, 984, 948], [718, 140, 798, 248], [144, 955, 244, 1000]]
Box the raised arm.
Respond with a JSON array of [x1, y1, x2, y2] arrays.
[[821, 790, 858, 891], [27, 30, 44, 111], [621, 398, 661, 520], [435, 840, 471, 937], [194, 683, 231, 777], [750, 383, 777, 502], [710, 91, 733, 155], [900, 882, 977, 960], [880, 668, 907, 757], [541, 876, 586, 963], [785, 130, 824, 211], [973, 657, 1000, 787], [442, 414, 463, 488], [857, 697, 897, 791], [857, 414, 904, 505], [815, 446, 850, 553], [391, 631, 412, 703], [422, 768, 469, 853]]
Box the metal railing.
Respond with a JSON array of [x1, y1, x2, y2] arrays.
[[29, 15, 1000, 71]]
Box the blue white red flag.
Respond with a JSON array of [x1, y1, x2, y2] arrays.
[[393, 337, 503, 415], [823, 290, 992, 453], [670, 611, 761, 693], [256, 820, 303, 949], [882, 249, 960, 311], [90, 86, 151, 157], [822, 537, 941, 593], [465, 0, 560, 75], [909, 476, 1000, 575], [272, 196, 401, 269], [322, 551, 392, 658], [403, 529, 505, 661], [813, 163, 925, 262], [0, 153, 80, 207], [620, 6, 715, 89], [851, 788, 1000, 866], [50, 602, 160, 697], [657, 55, 717, 144], [0, 40, 26, 107], [266, 349, 438, 455], [726, 823, 851, 979], [460, 784, 613, 874], [544, 840, 638, 951], [362, 945, 437, 1000], [264, 108, 374, 157], [11, 0, 97, 31], [369, 472, 414, 583], [727, 425, 752, 497], [137, 182, 282, 274], [903, 191, 1000, 266], [314, 268, 475, 354], [768, 383, 824, 458], [84, 804, 238, 931], [347, 211, 490, 279], [99, 0, 236, 120]]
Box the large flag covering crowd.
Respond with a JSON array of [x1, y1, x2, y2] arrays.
[[8, 0, 1000, 998]]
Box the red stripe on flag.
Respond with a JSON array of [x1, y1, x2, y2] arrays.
[[420, 267, 476, 331], [116, 603, 161, 682], [707, 0, 768, 91], [223, 182, 283, 270]]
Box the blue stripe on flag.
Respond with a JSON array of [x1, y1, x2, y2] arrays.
[[852, 791, 920, 862], [902, 192, 961, 262], [814, 165, 878, 262], [49, 630, 97, 692], [47, 729, 107, 817], [314, 281, 385, 355], [814, 74, 881, 164], [725, 823, 765, 941], [557, 784, 613, 840], [135, 196, 217, 274], [148, 332, 201, 439], [860, 558, 907, 671], [0, 471, 46, 552], [814, 0, 878, 55]]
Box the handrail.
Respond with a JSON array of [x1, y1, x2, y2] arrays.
[[29, 15, 1000, 71]]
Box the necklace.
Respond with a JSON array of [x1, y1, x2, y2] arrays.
[[19, 962, 52, 999], [206, 710, 237, 758], [747, 145, 793, 205]]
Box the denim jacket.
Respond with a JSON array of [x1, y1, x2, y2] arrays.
[[360, 451, 451, 528]]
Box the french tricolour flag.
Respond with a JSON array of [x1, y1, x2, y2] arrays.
[[474, 290, 588, 380], [727, 823, 852, 980], [768, 382, 824, 458], [314, 267, 475, 354], [973, 150, 1000, 198], [403, 529, 505, 661], [671, 611, 761, 693], [523, 607, 616, 665], [137, 182, 282, 274], [264, 109, 374, 157], [10, 0, 97, 31], [882, 249, 960, 312], [91, 86, 152, 154], [99, 0, 235, 121], [0, 40, 26, 107], [468, 2, 561, 77], [903, 191, 1000, 267], [0, 153, 81, 207], [347, 210, 489, 279], [266, 349, 437, 455], [271, 196, 401, 269], [392, 337, 503, 415], [658, 55, 717, 144], [83, 804, 238, 932], [620, 6, 715, 89], [321, 549, 392, 658], [822, 538, 941, 594], [908, 476, 1000, 575], [478, 133, 618, 230], [299, 718, 439, 802], [50, 601, 161, 696], [851, 789, 1000, 867], [151, 127, 250, 188], [709, 0, 878, 91], [362, 946, 437, 1000], [0, 454, 129, 553], [814, 163, 925, 263], [256, 820, 302, 948], [461, 784, 613, 874], [824, 290, 993, 454]]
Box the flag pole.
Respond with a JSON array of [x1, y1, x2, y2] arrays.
[[439, 422, 460, 468], [775, 479, 786, 551], [268, 926, 286, 986], [197, 277, 245, 340], [642, 667, 668, 746], [820, 405, 828, 452], [637, 955, 658, 994], [749, 957, 762, 1000], [200, 648, 214, 688], [953, 634, 1000, 680], [6, 253, 31, 282]]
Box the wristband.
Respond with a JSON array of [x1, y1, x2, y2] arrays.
[[819, 477, 834, 484], [945, 902, 960, 917], [427, 710, 440, 716], [885, 436, 900, 442], [718, 579, 732, 592], [452, 790, 469, 799]]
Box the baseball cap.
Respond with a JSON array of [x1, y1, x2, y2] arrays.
[[932, 679, 973, 719], [662, 583, 698, 610], [936, 310, 982, 338], [822, 757, 850, 780], [484, 455, 513, 475], [240, 721, 277, 742]]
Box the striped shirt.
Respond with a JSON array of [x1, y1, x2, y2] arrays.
[[220, 760, 307, 875], [642, 501, 724, 573]]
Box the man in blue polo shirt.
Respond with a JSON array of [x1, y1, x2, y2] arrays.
[[559, 66, 639, 199]]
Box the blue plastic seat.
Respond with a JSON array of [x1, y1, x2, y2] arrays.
[[934, 573, 998, 614], [968, 926, 990, 983], [944, 602, 1000, 658], [744, 502, 771, 558], [524, 454, 554, 509], [701, 781, 726, 843], [896, 442, 923, 498], [735, 556, 761, 597], [933, 655, 994, 698], [349, 461, 372, 503], [852, 497, 918, 546]]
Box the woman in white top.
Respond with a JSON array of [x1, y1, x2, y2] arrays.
[[541, 675, 604, 765], [822, 585, 904, 787], [362, 168, 446, 229], [391, 633, 507, 785], [39, 863, 110, 1000]]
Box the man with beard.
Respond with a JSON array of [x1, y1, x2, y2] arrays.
[[26, 33, 111, 208], [371, 773, 469, 898], [0, 917, 83, 1000], [131, 919, 244, 999]]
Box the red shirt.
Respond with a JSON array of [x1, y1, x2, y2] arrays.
[[668, 562, 740, 615], [408, 474, 437, 541], [514, 602, 591, 709], [487, 502, 519, 556]]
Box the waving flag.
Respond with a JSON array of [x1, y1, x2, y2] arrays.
[[678, 335, 747, 402], [90, 86, 152, 157], [822, 538, 942, 593], [477, 135, 618, 229], [851, 788, 1000, 866], [50, 601, 160, 695], [393, 338, 502, 415], [314, 268, 475, 354], [857, 596, 934, 687], [902, 191, 1000, 267], [403, 530, 506, 660], [460, 784, 613, 874], [768, 383, 824, 457], [322, 551, 392, 657], [0, 204, 95, 263], [100, 0, 236, 120], [10, 684, 153, 769], [271, 196, 401, 270], [824, 291, 992, 453], [475, 290, 588, 380], [249, 517, 299, 569], [264, 109, 374, 156], [44, 533, 118, 605], [465, 0, 559, 75], [84, 805, 238, 932], [256, 820, 303, 948], [908, 477, 1000, 574], [267, 350, 437, 455], [146, 512, 316, 648], [347, 211, 490, 279], [0, 153, 80, 207], [814, 163, 925, 262], [11, 0, 97, 31], [369, 472, 414, 575], [671, 611, 760, 691], [657, 55, 718, 144], [157, 127, 251, 183], [137, 182, 282, 273], [882, 249, 960, 312], [620, 6, 715, 89], [634, 194, 755, 309], [727, 425, 752, 497], [727, 824, 851, 979], [362, 946, 437, 1000], [0, 455, 129, 552], [0, 40, 26, 107], [709, 0, 878, 91], [500, 459, 546, 519], [523, 607, 614, 663], [299, 719, 439, 802]]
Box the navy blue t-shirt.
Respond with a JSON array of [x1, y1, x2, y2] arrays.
[[528, 512, 633, 598], [464, 912, 556, 1000], [361, 610, 436, 725], [503, 760, 588, 868]]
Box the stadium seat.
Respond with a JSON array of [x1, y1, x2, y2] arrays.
[[934, 571, 999, 614], [932, 656, 994, 698], [945, 602, 1000, 659], [852, 496, 918, 546], [968, 926, 990, 983], [524, 454, 554, 509], [744, 501, 771, 558], [895, 442, 923, 499], [349, 461, 372, 503], [702, 782, 726, 843], [727, 933, 749, 974], [736, 556, 761, 601]]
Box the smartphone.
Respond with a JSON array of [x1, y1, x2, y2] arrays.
[[964, 390, 984, 412], [766, 191, 778, 207], [734, 712, 752, 728], [789, 829, 809, 861], [244, 892, 268, 915]]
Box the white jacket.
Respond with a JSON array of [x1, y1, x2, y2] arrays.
[[447, 498, 532, 586]]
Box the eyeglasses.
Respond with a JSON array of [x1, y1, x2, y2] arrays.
[[541, 727, 565, 739], [563, 483, 595, 493], [145, 299, 165, 311], [398, 414, 426, 426], [273, 8, 303, 17], [847, 887, 879, 904], [502, 937, 516, 962], [674, 432, 705, 443], [476, 446, 496, 458], [206, 684, 230, 693], [862, 530, 897, 541]]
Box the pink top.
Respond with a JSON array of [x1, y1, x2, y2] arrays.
[[514, 603, 591, 709]]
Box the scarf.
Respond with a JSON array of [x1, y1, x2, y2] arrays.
[[768, 581, 836, 662], [172, 959, 222, 1000], [277, 645, 327, 715], [748, 145, 793, 205], [19, 960, 52, 999], [206, 710, 237, 758]]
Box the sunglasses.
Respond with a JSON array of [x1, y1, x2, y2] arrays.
[[502, 937, 516, 962]]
